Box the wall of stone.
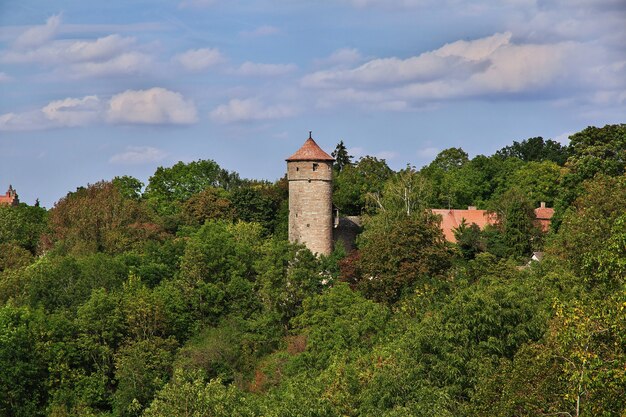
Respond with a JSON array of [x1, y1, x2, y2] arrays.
[[288, 160, 333, 255], [333, 216, 362, 252]]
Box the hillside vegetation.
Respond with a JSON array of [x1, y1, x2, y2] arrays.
[[1, 124, 625, 417]]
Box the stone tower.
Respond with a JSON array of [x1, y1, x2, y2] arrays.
[[286, 132, 335, 255]]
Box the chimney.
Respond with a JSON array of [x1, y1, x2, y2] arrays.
[[467, 206, 477, 210], [540, 202, 546, 208]]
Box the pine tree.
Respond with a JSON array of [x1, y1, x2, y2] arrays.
[[331, 140, 352, 172]]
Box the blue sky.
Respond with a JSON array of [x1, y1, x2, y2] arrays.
[[1, 0, 625, 207]]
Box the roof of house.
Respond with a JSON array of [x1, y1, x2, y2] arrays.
[[431, 209, 497, 242], [534, 206, 555, 220], [286, 135, 335, 162], [432, 205, 555, 242]]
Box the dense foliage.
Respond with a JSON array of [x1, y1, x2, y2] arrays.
[[0, 124, 624, 416]]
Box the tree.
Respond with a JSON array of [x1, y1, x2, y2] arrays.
[[113, 337, 177, 417], [453, 220, 485, 260], [331, 140, 353, 172], [506, 160, 563, 207], [552, 174, 626, 292], [496, 136, 569, 165], [358, 212, 451, 303], [0, 305, 48, 417], [0, 204, 47, 253], [254, 239, 321, 324], [291, 283, 389, 369], [429, 147, 469, 172], [143, 369, 257, 417], [366, 166, 432, 218], [230, 183, 284, 235], [333, 156, 393, 215], [144, 160, 241, 217], [180, 186, 234, 227], [47, 181, 162, 255], [554, 124, 626, 228], [489, 187, 539, 259], [566, 124, 626, 181], [112, 176, 144, 200], [0, 243, 33, 272]]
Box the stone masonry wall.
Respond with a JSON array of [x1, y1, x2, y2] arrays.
[[287, 160, 333, 255]]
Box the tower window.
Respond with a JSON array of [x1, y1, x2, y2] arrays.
[[296, 167, 299, 171], [312, 163, 319, 171]]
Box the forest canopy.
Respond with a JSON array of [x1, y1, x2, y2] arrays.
[[0, 124, 624, 417]]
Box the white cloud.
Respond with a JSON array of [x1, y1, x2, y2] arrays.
[[110, 146, 168, 165], [236, 61, 297, 76], [553, 131, 573, 145], [302, 32, 592, 109], [3, 35, 137, 65], [64, 34, 137, 62], [375, 151, 399, 160], [210, 98, 297, 124], [240, 25, 281, 38], [3, 33, 154, 78], [0, 111, 52, 131], [42, 96, 103, 126], [314, 48, 363, 68], [69, 52, 153, 78], [107, 88, 198, 125], [0, 88, 198, 130], [14, 14, 61, 49], [175, 48, 225, 72]]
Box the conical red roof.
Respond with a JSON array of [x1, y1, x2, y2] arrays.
[[286, 135, 335, 162]]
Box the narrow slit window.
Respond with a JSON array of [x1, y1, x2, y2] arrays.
[[312, 163, 319, 171]]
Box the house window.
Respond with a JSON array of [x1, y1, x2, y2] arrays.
[[312, 163, 319, 171]]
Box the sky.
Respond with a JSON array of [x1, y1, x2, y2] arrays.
[[0, 0, 625, 207]]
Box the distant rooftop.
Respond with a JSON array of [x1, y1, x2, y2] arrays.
[[286, 132, 335, 162], [432, 203, 554, 242]]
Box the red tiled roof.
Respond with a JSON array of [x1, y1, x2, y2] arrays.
[[534, 207, 554, 220], [286, 136, 334, 162], [432, 205, 555, 242], [431, 209, 497, 242]]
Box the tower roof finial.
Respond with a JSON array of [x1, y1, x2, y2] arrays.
[[309, 130, 312, 139]]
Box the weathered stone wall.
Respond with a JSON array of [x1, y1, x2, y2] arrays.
[[288, 160, 333, 255], [333, 216, 362, 252]]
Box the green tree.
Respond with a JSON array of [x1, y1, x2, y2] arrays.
[[358, 213, 450, 303], [554, 124, 626, 228], [0, 203, 47, 253], [333, 156, 393, 215], [552, 174, 626, 292], [143, 369, 257, 417], [144, 160, 241, 217], [291, 283, 389, 369], [112, 176, 144, 200], [0, 305, 48, 417], [496, 136, 569, 165], [254, 239, 321, 324], [453, 220, 485, 260], [48, 181, 162, 255], [331, 140, 353, 172], [113, 337, 177, 417], [489, 187, 539, 259], [429, 147, 469, 172], [0, 243, 34, 272], [180, 186, 234, 227]]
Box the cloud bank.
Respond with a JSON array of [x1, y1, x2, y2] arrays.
[[0, 88, 198, 131]]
